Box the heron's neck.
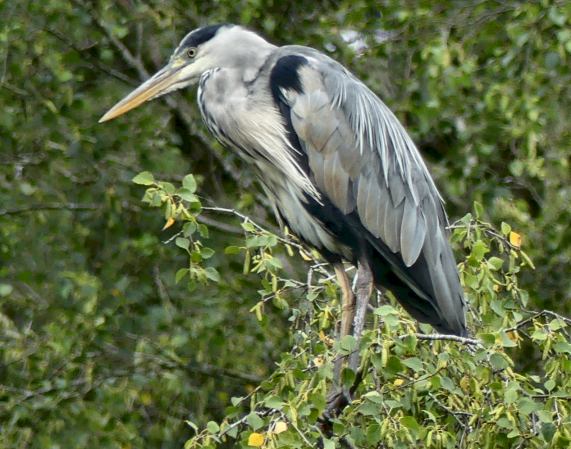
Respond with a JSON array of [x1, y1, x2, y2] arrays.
[[235, 43, 277, 84]]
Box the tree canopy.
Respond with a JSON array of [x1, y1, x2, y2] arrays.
[[1, 1, 570, 448]]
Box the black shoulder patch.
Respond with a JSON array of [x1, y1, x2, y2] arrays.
[[180, 24, 230, 49], [269, 55, 308, 103], [269, 54, 310, 175]]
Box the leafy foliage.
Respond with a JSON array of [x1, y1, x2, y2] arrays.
[[0, 1, 569, 448], [144, 175, 571, 449]]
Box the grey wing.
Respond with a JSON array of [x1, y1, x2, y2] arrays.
[[281, 50, 466, 335]]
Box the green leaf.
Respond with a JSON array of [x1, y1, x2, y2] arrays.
[[225, 246, 242, 255], [545, 379, 556, 392], [0, 284, 13, 297], [177, 188, 198, 202], [198, 224, 209, 238], [246, 412, 264, 431], [488, 257, 504, 271], [490, 353, 511, 370], [206, 421, 220, 434], [518, 398, 542, 415], [183, 174, 197, 192], [402, 357, 423, 372], [322, 439, 336, 449], [204, 267, 221, 283], [374, 305, 398, 316], [471, 240, 489, 262], [400, 416, 420, 432], [132, 171, 155, 185], [175, 268, 189, 284], [201, 248, 215, 259], [183, 222, 197, 236], [504, 384, 519, 404], [537, 410, 553, 423], [159, 181, 176, 194], [339, 335, 358, 354], [263, 396, 284, 410], [473, 201, 484, 218], [362, 391, 383, 404], [553, 341, 571, 354], [501, 222, 512, 236], [175, 237, 190, 250]]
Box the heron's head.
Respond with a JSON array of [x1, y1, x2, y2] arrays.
[[99, 24, 273, 122]]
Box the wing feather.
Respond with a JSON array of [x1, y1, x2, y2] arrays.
[[274, 47, 466, 335]]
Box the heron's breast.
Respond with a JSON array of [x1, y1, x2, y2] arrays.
[[256, 164, 352, 261]]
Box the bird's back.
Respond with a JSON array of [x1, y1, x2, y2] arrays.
[[266, 45, 467, 336]]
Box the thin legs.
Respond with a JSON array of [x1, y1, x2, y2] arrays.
[[332, 260, 374, 371], [334, 263, 355, 339], [326, 259, 374, 418], [349, 259, 373, 371]]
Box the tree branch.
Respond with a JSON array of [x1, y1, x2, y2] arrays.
[[0, 203, 99, 217], [504, 310, 571, 333], [408, 333, 482, 346]]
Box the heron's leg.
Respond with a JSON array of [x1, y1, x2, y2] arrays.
[[325, 261, 372, 418], [348, 259, 374, 372], [333, 263, 355, 379], [334, 263, 355, 339]]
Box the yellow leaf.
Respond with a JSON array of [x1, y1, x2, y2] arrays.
[[312, 356, 323, 367], [507, 330, 519, 342], [248, 432, 264, 447], [393, 378, 404, 386], [460, 375, 470, 392], [140, 392, 152, 405], [274, 421, 288, 434], [318, 330, 334, 347], [162, 217, 175, 230], [509, 231, 522, 248]]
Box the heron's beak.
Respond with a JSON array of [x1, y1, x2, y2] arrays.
[[99, 63, 184, 123]]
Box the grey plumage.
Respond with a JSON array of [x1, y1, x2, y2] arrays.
[[99, 24, 467, 336]]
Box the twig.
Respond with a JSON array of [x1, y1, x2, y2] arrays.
[[403, 333, 482, 346], [122, 332, 262, 384], [428, 393, 472, 430], [44, 27, 134, 84], [0, 203, 99, 217], [280, 412, 313, 447], [218, 409, 273, 438], [201, 206, 305, 250], [504, 310, 571, 333], [196, 214, 242, 234]]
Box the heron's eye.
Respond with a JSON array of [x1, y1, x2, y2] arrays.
[[187, 47, 197, 58]]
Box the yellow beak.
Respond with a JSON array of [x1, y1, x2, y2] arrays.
[[99, 64, 182, 123]]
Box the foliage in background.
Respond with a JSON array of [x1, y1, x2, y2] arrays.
[[0, 1, 569, 448]]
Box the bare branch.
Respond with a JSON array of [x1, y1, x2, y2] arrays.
[[201, 206, 304, 250], [504, 310, 571, 333], [196, 214, 242, 234], [44, 27, 134, 84], [0, 203, 99, 217], [407, 333, 482, 346]]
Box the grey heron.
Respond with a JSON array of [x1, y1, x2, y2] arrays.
[[100, 24, 467, 357]]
